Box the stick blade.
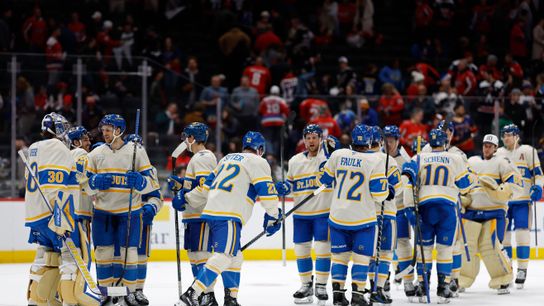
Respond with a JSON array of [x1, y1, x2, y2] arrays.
[[171, 142, 187, 158]]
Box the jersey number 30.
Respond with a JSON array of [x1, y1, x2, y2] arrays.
[[211, 164, 241, 192]]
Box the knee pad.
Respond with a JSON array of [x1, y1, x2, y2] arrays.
[[459, 219, 482, 288], [294, 241, 312, 258], [479, 220, 513, 289], [29, 252, 61, 305]]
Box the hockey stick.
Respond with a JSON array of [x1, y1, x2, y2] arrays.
[[372, 129, 390, 293], [170, 141, 187, 297], [456, 195, 471, 262], [241, 185, 326, 251], [18, 150, 127, 298], [116, 108, 141, 287], [279, 111, 296, 266], [531, 119, 539, 257]]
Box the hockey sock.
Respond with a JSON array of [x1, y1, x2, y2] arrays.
[[504, 230, 513, 258], [295, 242, 313, 283], [193, 253, 232, 296], [331, 252, 350, 287], [352, 253, 370, 289], [436, 244, 453, 283], [120, 247, 139, 291], [136, 254, 147, 290], [315, 240, 331, 284], [516, 229, 530, 269], [221, 251, 242, 298], [188, 251, 211, 278], [377, 251, 393, 287], [95, 246, 114, 287], [417, 245, 433, 284], [396, 238, 414, 282]]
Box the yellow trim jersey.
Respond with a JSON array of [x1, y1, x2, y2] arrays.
[[71, 147, 93, 220], [319, 148, 388, 230], [372, 151, 402, 219], [496, 145, 544, 205], [182, 149, 217, 222], [185, 152, 280, 225], [286, 148, 332, 219], [392, 146, 411, 210], [24, 138, 79, 228], [84, 143, 159, 215]]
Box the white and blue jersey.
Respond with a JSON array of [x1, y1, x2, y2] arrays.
[[182, 149, 217, 222]]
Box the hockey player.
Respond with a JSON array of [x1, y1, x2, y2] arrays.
[[460, 134, 520, 294], [367, 126, 401, 304], [25, 113, 99, 306], [495, 124, 544, 288], [403, 128, 473, 303], [167, 123, 222, 306], [84, 114, 160, 305], [274, 124, 334, 305], [175, 131, 282, 306], [319, 124, 389, 306], [67, 126, 93, 227]]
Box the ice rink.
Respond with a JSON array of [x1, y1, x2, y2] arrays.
[[1, 260, 543, 306]]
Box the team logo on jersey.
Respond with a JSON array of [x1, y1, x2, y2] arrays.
[[30, 148, 38, 156]]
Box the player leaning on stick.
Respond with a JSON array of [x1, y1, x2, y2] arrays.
[[402, 128, 474, 304], [167, 123, 224, 306], [25, 113, 97, 306], [459, 134, 520, 294], [495, 124, 544, 289], [275, 124, 337, 305], [367, 126, 401, 305], [175, 131, 282, 306], [319, 124, 389, 306], [83, 114, 159, 306]]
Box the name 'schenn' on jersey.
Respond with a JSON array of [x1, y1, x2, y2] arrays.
[[319, 149, 389, 230]]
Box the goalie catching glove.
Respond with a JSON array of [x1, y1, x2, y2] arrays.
[[478, 176, 513, 203]]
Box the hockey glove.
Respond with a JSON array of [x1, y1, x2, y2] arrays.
[[172, 189, 187, 211], [275, 181, 291, 197], [530, 185, 543, 201], [167, 175, 184, 192], [89, 173, 113, 190], [324, 136, 341, 157], [263, 208, 283, 236], [127, 171, 147, 191], [404, 207, 417, 227], [142, 204, 157, 225], [402, 161, 419, 186], [386, 183, 395, 201]]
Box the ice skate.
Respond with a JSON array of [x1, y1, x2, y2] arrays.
[[449, 278, 459, 298], [370, 286, 392, 304], [403, 281, 418, 303], [293, 277, 314, 304], [332, 282, 349, 306], [497, 284, 510, 295], [315, 283, 328, 305], [175, 287, 200, 306], [123, 293, 139, 306], [515, 269, 527, 289], [199, 292, 218, 306], [384, 272, 392, 299], [134, 289, 149, 306], [351, 284, 371, 306], [224, 289, 241, 306], [393, 266, 402, 288], [437, 274, 453, 304]]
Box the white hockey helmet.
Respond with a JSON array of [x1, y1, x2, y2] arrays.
[[483, 134, 499, 147]]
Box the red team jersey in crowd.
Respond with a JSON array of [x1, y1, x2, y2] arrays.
[[280, 73, 298, 104], [310, 116, 341, 138], [299, 98, 329, 123], [243, 65, 271, 95], [399, 119, 428, 155], [259, 96, 290, 127]]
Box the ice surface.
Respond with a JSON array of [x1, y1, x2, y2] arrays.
[[1, 260, 543, 305]]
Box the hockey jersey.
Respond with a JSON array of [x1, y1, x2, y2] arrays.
[[185, 152, 280, 225], [422, 144, 468, 162], [84, 143, 159, 215], [405, 150, 473, 207], [496, 145, 544, 204], [142, 166, 164, 214], [25, 138, 79, 228], [319, 149, 388, 230], [71, 147, 93, 220], [467, 155, 519, 211], [182, 149, 217, 222], [286, 148, 333, 219], [392, 146, 412, 210], [372, 150, 402, 219]]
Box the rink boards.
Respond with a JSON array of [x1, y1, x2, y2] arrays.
[[1, 199, 544, 263]]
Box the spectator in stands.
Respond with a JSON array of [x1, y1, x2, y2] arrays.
[[414, 0, 433, 41], [361, 63, 379, 95], [161, 37, 182, 99], [255, 11, 273, 35], [155, 102, 182, 136], [378, 82, 404, 126], [504, 53, 524, 88], [378, 58, 404, 91], [219, 26, 251, 87], [406, 84, 435, 125], [220, 109, 240, 147], [82, 95, 104, 136], [336, 56, 357, 95], [504, 88, 525, 129], [310, 106, 341, 138], [45, 27, 64, 87], [22, 6, 47, 51], [88, 11, 103, 39], [352, 0, 375, 42], [150, 71, 167, 110], [359, 98, 379, 126], [15, 136, 29, 197], [96, 20, 121, 66], [258, 85, 290, 156], [181, 56, 204, 107], [286, 17, 314, 67], [243, 57, 271, 96], [68, 12, 86, 45], [299, 97, 328, 123], [319, 0, 338, 38], [510, 17, 529, 61], [454, 59, 477, 96], [254, 29, 282, 55], [532, 18, 544, 60], [0, 8, 12, 51], [231, 75, 261, 131], [479, 54, 502, 82], [16, 76, 35, 137], [113, 23, 136, 70], [199, 75, 229, 127], [520, 80, 541, 137], [451, 102, 478, 155], [59, 96, 76, 123], [406, 71, 425, 97], [399, 107, 428, 155]]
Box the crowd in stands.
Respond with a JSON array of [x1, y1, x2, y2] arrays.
[[3, 0, 544, 174]]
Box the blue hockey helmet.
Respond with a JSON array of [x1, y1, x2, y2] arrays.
[[99, 114, 126, 134], [41, 112, 71, 139], [383, 125, 400, 139], [243, 131, 266, 155], [351, 124, 372, 147], [370, 126, 383, 145], [183, 122, 209, 143], [501, 123, 520, 137], [67, 126, 88, 141], [438, 120, 454, 133], [411, 137, 428, 153], [429, 129, 447, 147], [303, 124, 323, 137]]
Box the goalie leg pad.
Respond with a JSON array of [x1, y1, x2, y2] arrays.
[[294, 241, 313, 284], [29, 250, 61, 305], [459, 219, 482, 289], [479, 219, 513, 289], [315, 240, 331, 284]]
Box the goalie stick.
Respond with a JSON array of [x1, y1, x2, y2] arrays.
[[18, 150, 128, 298]]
